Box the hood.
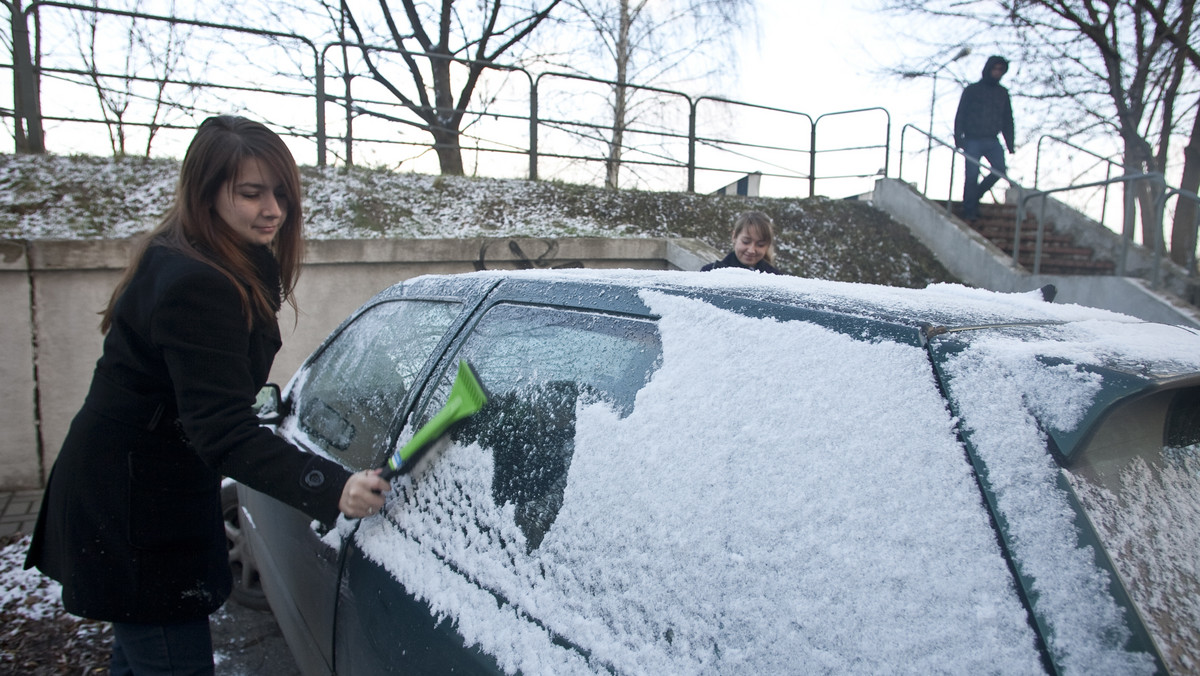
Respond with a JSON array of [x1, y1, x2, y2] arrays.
[[982, 55, 1009, 82]]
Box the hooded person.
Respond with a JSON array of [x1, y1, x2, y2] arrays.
[[954, 55, 1015, 222]]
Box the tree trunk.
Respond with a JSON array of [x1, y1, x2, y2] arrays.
[[1171, 98, 1200, 269], [429, 127, 463, 175], [605, 0, 634, 190], [1121, 130, 1161, 252], [429, 50, 465, 175], [11, 0, 45, 154], [606, 84, 627, 189]]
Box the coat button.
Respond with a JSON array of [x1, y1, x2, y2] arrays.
[[303, 469, 325, 488]]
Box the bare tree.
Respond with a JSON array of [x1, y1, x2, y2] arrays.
[[556, 0, 754, 189], [882, 0, 1198, 259], [6, 0, 46, 153], [68, 0, 203, 157], [1134, 0, 1200, 266], [335, 0, 563, 176]]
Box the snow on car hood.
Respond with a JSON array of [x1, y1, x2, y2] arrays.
[[350, 288, 1047, 674]]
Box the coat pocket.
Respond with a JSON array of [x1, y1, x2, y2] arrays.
[[126, 446, 222, 550]]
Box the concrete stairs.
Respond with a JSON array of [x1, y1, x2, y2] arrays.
[[956, 202, 1117, 276], [870, 178, 1200, 328]]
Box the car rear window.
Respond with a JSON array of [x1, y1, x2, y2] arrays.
[[934, 322, 1200, 675], [291, 299, 461, 469], [1064, 388, 1200, 675]]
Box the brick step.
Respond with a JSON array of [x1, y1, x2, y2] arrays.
[[975, 225, 1075, 246], [995, 243, 1099, 259], [949, 202, 1116, 276], [1014, 257, 1116, 275]]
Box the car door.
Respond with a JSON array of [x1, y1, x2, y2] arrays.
[[331, 281, 1048, 674], [244, 291, 474, 675], [332, 293, 664, 675]]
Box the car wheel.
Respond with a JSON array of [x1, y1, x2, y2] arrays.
[[221, 481, 271, 611]]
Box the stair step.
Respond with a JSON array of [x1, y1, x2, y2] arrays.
[[947, 201, 1116, 276], [997, 244, 1098, 258], [975, 227, 1074, 245], [1015, 258, 1116, 275]]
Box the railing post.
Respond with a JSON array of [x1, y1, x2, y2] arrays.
[[11, 0, 45, 153], [946, 146, 957, 213], [1034, 194, 1049, 276], [1118, 174, 1136, 277], [529, 77, 539, 181], [1013, 186, 1026, 269], [315, 55, 327, 167], [808, 123, 817, 198], [687, 98, 696, 193]]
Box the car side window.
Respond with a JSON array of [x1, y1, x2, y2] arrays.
[[415, 303, 662, 549], [293, 299, 461, 470]]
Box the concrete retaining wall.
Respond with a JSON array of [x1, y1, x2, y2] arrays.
[[1, 236, 720, 490], [871, 178, 1200, 329]]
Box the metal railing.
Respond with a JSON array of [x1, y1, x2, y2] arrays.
[[3, 1, 891, 198], [899, 123, 1195, 287], [1033, 135, 1121, 227], [20, 1, 330, 159]]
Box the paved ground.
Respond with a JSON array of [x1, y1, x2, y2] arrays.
[[2, 488, 302, 675], [0, 489, 40, 538]]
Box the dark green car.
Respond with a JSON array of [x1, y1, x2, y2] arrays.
[[237, 269, 1200, 675]]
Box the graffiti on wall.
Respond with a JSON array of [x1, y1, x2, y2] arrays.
[[474, 239, 584, 271]]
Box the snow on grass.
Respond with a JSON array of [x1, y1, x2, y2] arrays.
[[0, 153, 957, 288], [0, 534, 63, 623]]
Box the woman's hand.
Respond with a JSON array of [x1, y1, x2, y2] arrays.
[[339, 468, 389, 518]]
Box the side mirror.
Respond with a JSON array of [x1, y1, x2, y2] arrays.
[[253, 383, 285, 425]]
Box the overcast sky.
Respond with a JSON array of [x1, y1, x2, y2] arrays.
[[732, 0, 1007, 197]]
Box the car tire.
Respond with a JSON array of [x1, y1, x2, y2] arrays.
[[221, 481, 271, 611]]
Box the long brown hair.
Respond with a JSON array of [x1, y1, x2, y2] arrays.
[[101, 116, 304, 332]]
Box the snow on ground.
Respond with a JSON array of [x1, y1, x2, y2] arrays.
[[0, 534, 63, 623], [0, 155, 639, 241]]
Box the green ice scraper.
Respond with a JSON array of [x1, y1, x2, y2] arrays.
[[382, 360, 488, 479]]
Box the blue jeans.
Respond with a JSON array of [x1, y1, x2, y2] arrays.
[[110, 618, 214, 676], [962, 136, 1007, 220]]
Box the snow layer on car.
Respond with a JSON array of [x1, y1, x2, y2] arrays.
[[354, 289, 1045, 675], [939, 323, 1200, 675], [487, 267, 1151, 330], [1067, 446, 1200, 674]]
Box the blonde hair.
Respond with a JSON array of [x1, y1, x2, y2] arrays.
[[732, 211, 776, 266]]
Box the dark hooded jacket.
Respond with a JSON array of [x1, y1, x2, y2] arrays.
[[700, 250, 783, 274], [954, 56, 1015, 152], [25, 242, 352, 624]]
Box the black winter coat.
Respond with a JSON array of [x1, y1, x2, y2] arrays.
[[953, 56, 1015, 152], [25, 243, 352, 624], [700, 251, 783, 275]]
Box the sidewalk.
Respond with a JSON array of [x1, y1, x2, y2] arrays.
[[0, 488, 41, 538]]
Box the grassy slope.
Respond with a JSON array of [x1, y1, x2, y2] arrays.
[[0, 155, 957, 288]]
